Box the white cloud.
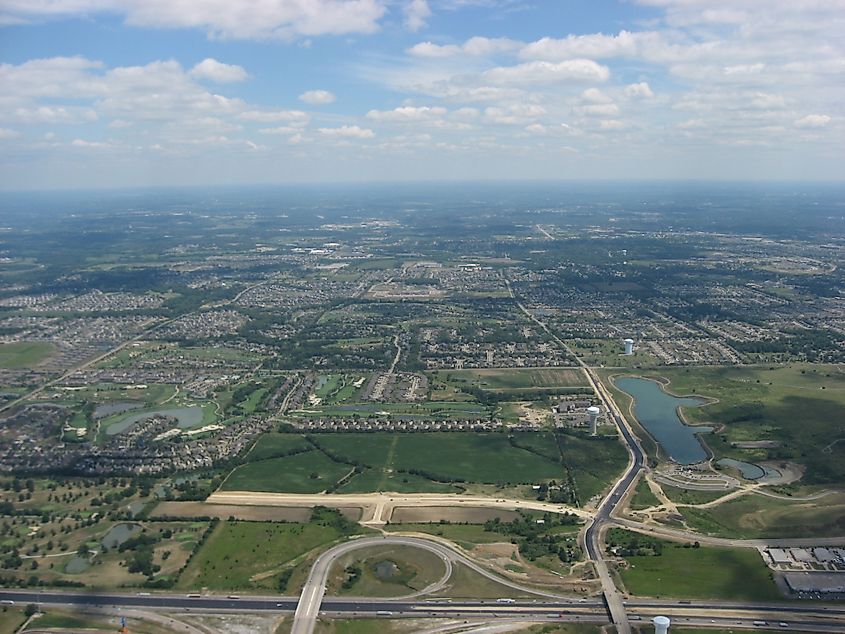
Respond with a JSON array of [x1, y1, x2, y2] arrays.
[[484, 104, 546, 125], [71, 138, 112, 149], [451, 107, 479, 119], [794, 114, 831, 128], [624, 82, 654, 99], [0, 0, 388, 40], [483, 59, 610, 84], [582, 88, 613, 104], [366, 105, 447, 122], [318, 125, 375, 138], [258, 126, 301, 135], [408, 36, 520, 58], [190, 58, 248, 83], [598, 119, 626, 130], [0, 128, 21, 139], [578, 103, 620, 117], [520, 32, 642, 61], [525, 122, 573, 136], [404, 0, 431, 32], [238, 110, 310, 125], [416, 83, 525, 103], [11, 105, 98, 124], [748, 93, 786, 110], [299, 89, 336, 105]]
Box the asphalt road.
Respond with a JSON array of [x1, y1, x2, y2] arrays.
[[3, 589, 845, 632], [507, 278, 645, 634]]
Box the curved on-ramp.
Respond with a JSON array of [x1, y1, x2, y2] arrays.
[[290, 534, 586, 634]]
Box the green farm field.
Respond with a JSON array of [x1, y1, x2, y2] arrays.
[[437, 368, 589, 391], [222, 431, 625, 501], [221, 450, 352, 494], [0, 341, 55, 368], [316, 432, 566, 486]]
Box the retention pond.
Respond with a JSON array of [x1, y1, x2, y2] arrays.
[[614, 376, 712, 465]]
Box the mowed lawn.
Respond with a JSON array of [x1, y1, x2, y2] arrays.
[[0, 341, 55, 368], [178, 520, 345, 591], [221, 450, 352, 493], [618, 542, 781, 601]]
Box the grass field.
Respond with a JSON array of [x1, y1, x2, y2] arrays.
[[390, 433, 565, 484], [23, 613, 103, 630], [680, 492, 845, 539], [224, 431, 624, 497], [629, 478, 661, 510], [628, 365, 845, 486], [0, 341, 55, 368], [430, 562, 535, 599], [661, 485, 730, 506], [337, 469, 459, 494], [0, 608, 27, 634], [221, 450, 352, 493], [22, 610, 186, 634], [384, 522, 512, 545], [555, 432, 627, 502], [613, 531, 781, 601], [437, 368, 589, 391], [317, 431, 568, 487], [330, 544, 447, 597], [246, 433, 313, 461], [178, 519, 355, 591]]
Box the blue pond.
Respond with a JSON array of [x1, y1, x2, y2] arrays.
[[615, 376, 712, 465]]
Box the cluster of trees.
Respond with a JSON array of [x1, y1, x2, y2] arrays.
[[484, 512, 581, 563], [730, 328, 844, 362], [310, 506, 358, 536], [342, 564, 362, 589], [605, 529, 672, 557]]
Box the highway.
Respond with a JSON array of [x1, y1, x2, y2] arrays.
[[3, 589, 845, 632]]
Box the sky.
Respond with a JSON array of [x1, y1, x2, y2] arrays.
[[0, 0, 843, 189]]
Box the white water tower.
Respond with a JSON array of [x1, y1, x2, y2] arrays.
[[587, 406, 600, 436], [624, 338, 634, 355], [653, 615, 671, 634]]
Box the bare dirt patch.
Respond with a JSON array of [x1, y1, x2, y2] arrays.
[[152, 502, 361, 522], [390, 506, 520, 523]]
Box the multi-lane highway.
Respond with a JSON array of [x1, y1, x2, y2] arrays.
[[3, 589, 845, 632]]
